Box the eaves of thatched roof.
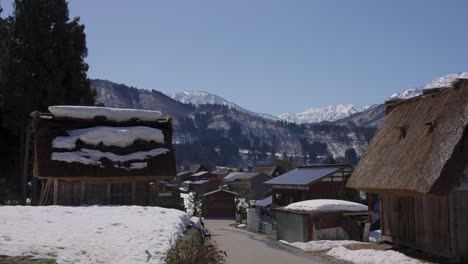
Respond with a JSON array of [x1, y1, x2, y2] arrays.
[[347, 79, 468, 195]]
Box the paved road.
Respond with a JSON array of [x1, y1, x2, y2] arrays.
[[205, 219, 325, 264]]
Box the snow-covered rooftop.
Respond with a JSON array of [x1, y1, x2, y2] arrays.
[[284, 199, 368, 213], [49, 105, 163, 122], [0, 206, 189, 264]]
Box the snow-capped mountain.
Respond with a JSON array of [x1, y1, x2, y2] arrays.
[[170, 90, 280, 120], [278, 104, 363, 124], [388, 71, 468, 101]]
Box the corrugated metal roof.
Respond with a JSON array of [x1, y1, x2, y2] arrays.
[[254, 196, 272, 208], [264, 166, 343, 186]]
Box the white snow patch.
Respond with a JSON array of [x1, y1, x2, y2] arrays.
[[0, 206, 189, 264], [284, 199, 368, 213], [53, 126, 165, 149], [52, 148, 170, 166], [280, 240, 364, 252], [327, 246, 423, 264], [369, 230, 381, 242], [189, 217, 202, 229], [49, 105, 162, 122]]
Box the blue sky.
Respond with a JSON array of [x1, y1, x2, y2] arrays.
[[2, 1, 468, 115]]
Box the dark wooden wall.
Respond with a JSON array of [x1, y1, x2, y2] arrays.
[[205, 191, 236, 218], [381, 190, 468, 260]]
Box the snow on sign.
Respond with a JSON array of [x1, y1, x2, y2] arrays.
[[48, 105, 162, 122], [284, 199, 368, 213], [0, 206, 189, 264]]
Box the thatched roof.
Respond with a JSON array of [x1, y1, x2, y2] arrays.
[[31, 110, 176, 178], [347, 79, 468, 195]]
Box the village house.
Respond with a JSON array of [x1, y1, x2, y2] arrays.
[[251, 165, 281, 177], [176, 171, 192, 183], [182, 179, 219, 194], [347, 78, 468, 261], [264, 165, 354, 207], [225, 172, 272, 200], [190, 164, 209, 174], [191, 171, 216, 181], [203, 188, 239, 219], [31, 106, 180, 207]]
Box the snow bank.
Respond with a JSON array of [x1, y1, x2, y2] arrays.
[[284, 199, 368, 213], [190, 216, 202, 229], [49, 105, 162, 122], [281, 240, 364, 252], [53, 126, 165, 149], [52, 148, 170, 167], [0, 206, 189, 264], [327, 246, 422, 264]]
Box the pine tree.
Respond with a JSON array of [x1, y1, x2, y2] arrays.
[[3, 0, 95, 133], [0, 0, 95, 200]]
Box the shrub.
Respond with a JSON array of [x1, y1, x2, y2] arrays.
[[165, 228, 226, 264]]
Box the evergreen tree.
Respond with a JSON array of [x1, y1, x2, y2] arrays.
[[0, 0, 95, 201], [3, 0, 95, 133]]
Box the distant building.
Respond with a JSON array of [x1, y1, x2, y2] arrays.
[[190, 164, 208, 174], [204, 189, 239, 219], [182, 179, 219, 194], [226, 172, 272, 200], [176, 171, 192, 183], [347, 79, 468, 260], [251, 165, 281, 177], [264, 165, 354, 206], [191, 171, 216, 181]]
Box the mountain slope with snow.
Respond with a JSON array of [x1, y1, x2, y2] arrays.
[[170, 90, 280, 120], [278, 104, 363, 124]]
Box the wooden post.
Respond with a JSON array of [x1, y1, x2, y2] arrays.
[[131, 181, 136, 203], [154, 179, 160, 205], [106, 183, 111, 204], [31, 177, 38, 206], [21, 123, 31, 205], [53, 179, 58, 205], [80, 181, 85, 205]]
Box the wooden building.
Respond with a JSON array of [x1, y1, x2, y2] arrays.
[[204, 189, 239, 219], [183, 179, 219, 194], [225, 172, 272, 200], [264, 165, 354, 206], [274, 200, 369, 243], [347, 79, 468, 260], [31, 106, 179, 206], [251, 165, 281, 177]]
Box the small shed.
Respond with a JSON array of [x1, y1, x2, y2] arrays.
[[347, 79, 468, 260], [274, 199, 369, 243], [264, 165, 354, 206], [203, 189, 239, 219], [31, 106, 177, 206]]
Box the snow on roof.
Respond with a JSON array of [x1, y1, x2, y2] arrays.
[[49, 105, 163, 122], [52, 126, 165, 149], [52, 148, 170, 167], [264, 165, 348, 186], [192, 171, 211, 177], [0, 206, 189, 264], [284, 199, 368, 213]]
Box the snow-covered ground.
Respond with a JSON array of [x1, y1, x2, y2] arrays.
[[0, 206, 189, 264], [328, 246, 422, 264], [281, 240, 423, 264], [280, 240, 363, 251]]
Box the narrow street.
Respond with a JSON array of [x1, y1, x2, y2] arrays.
[[205, 219, 326, 264]]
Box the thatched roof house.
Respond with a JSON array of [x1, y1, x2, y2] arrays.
[[31, 106, 178, 206], [347, 79, 468, 260]]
